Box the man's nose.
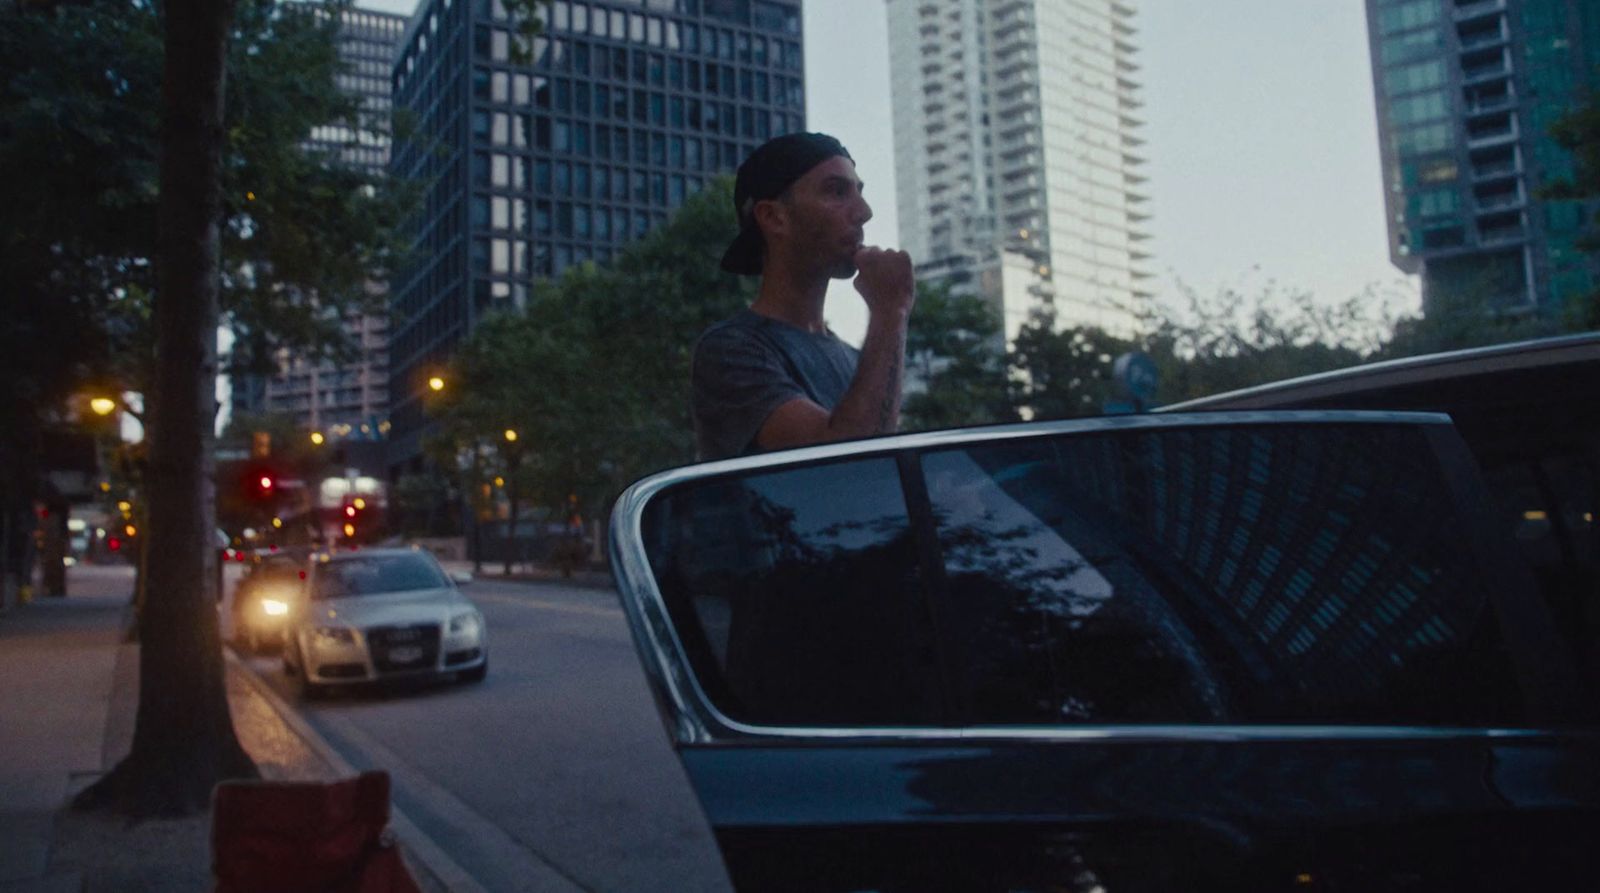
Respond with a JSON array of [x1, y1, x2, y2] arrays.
[[852, 193, 873, 226]]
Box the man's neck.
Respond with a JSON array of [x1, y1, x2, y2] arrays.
[[750, 260, 831, 334]]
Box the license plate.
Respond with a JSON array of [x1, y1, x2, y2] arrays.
[[387, 645, 424, 664]]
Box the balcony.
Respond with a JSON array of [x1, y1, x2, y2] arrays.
[[1461, 58, 1511, 84], [1469, 152, 1520, 182], [1456, 25, 1507, 51], [1463, 93, 1515, 118], [1477, 212, 1526, 243], [1452, 0, 1506, 23], [1466, 114, 1518, 148], [1474, 186, 1524, 213]]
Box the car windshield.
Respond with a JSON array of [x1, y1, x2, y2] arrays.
[[310, 554, 448, 600]]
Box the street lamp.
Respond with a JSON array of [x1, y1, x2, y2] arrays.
[[310, 431, 325, 446], [428, 375, 445, 392], [89, 397, 117, 416], [504, 429, 518, 443]]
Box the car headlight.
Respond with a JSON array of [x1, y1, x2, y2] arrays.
[[261, 599, 289, 617], [312, 626, 355, 644], [448, 611, 482, 637]]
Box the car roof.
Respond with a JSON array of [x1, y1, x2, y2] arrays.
[[1160, 331, 1600, 463], [1164, 331, 1600, 412]]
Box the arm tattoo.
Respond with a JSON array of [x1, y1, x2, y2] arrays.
[[877, 348, 903, 431]]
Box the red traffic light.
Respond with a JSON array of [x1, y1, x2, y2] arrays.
[[345, 505, 357, 518], [107, 537, 122, 552], [258, 475, 274, 492]]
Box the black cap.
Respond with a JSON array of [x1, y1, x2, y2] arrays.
[[720, 132, 853, 276]]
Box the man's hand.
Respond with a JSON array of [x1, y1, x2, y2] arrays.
[[853, 247, 916, 319]]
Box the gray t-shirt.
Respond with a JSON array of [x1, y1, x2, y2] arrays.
[[692, 310, 860, 461]]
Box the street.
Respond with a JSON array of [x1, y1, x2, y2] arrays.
[[225, 568, 734, 892]]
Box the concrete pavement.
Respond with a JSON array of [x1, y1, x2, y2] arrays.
[[0, 564, 451, 892]]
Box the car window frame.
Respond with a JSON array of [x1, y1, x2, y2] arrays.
[[612, 411, 1590, 745]]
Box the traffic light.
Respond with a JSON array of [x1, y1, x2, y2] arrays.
[[258, 474, 275, 495]]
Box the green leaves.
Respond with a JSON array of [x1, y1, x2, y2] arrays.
[[1, 0, 413, 405], [430, 177, 752, 517]]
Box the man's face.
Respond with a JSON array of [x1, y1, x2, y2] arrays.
[[763, 155, 873, 279]]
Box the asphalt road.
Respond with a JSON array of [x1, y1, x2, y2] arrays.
[[228, 571, 734, 893]]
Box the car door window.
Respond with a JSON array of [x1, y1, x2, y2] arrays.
[[923, 423, 1532, 727], [644, 457, 943, 727]]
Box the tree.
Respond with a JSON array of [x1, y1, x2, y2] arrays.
[[1008, 309, 1142, 420], [0, 0, 411, 604], [1544, 87, 1600, 327], [901, 282, 1017, 431], [72, 0, 259, 818], [1143, 282, 1382, 404], [428, 178, 753, 555]]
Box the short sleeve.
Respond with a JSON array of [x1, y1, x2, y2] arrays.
[[692, 326, 807, 461]]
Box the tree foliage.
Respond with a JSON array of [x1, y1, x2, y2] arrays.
[[1544, 88, 1600, 326], [427, 177, 753, 526], [902, 283, 1017, 431]]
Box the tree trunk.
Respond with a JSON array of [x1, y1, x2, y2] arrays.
[[74, 0, 256, 818]]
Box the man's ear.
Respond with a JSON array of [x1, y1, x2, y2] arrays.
[[752, 197, 788, 241]]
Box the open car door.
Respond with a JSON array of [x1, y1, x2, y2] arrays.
[[610, 412, 1600, 892]]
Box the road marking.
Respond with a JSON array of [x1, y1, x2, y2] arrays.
[[466, 591, 622, 620]]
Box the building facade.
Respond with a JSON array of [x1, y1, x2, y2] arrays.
[[886, 0, 1153, 341], [1365, 0, 1600, 316], [387, 0, 808, 470], [230, 6, 408, 454]]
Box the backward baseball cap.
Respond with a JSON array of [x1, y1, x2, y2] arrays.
[[719, 132, 853, 276]]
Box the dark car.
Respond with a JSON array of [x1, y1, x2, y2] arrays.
[[1166, 332, 1600, 690], [231, 552, 306, 653], [608, 412, 1599, 892]]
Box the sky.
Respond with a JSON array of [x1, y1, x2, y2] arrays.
[[359, 0, 1421, 345]]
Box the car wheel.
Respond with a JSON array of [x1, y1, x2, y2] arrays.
[[460, 657, 488, 683]]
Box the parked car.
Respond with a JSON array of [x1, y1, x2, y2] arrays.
[[1166, 332, 1600, 691], [282, 547, 487, 698], [609, 412, 1599, 891], [231, 551, 306, 654]]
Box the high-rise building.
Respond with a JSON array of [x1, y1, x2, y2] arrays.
[[386, 0, 808, 471], [886, 0, 1153, 341], [230, 6, 407, 455], [1365, 0, 1600, 315]]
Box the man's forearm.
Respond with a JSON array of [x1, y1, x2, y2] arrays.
[[826, 309, 909, 439]]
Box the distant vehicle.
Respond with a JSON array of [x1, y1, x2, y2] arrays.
[[231, 551, 305, 654], [609, 412, 1599, 890], [1166, 332, 1600, 688], [282, 547, 486, 698]]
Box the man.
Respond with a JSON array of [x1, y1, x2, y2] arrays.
[[692, 132, 915, 461]]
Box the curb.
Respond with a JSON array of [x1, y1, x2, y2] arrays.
[[224, 648, 489, 893]]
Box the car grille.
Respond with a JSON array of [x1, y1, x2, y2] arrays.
[[367, 624, 441, 674]]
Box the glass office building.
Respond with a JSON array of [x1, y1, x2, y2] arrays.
[[387, 0, 807, 469], [1366, 0, 1600, 316]]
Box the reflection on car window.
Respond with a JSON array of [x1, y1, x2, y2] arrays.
[[645, 458, 942, 726], [925, 424, 1530, 727], [312, 554, 448, 600]]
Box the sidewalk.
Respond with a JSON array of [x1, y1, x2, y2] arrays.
[[0, 565, 447, 892]]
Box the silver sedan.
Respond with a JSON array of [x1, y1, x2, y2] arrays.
[[283, 547, 488, 698]]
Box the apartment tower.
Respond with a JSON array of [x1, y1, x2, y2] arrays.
[[886, 0, 1153, 341], [1365, 0, 1599, 315]]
